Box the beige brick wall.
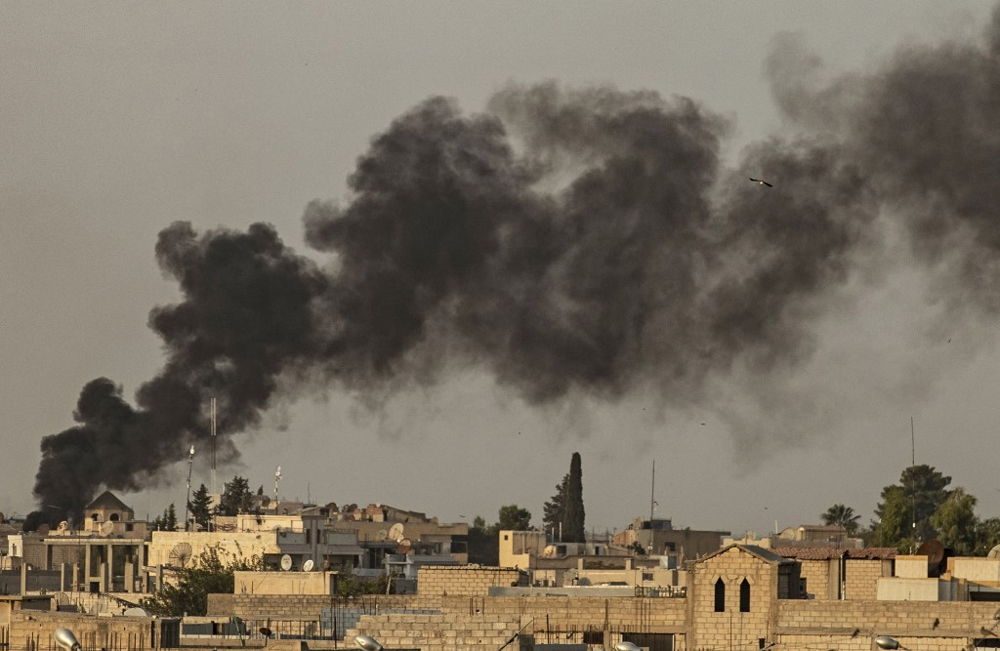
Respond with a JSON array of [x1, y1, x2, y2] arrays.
[[10, 611, 165, 651], [845, 559, 882, 600], [347, 612, 521, 651], [799, 560, 830, 600], [776, 599, 1000, 643], [416, 566, 520, 596], [689, 547, 777, 651]]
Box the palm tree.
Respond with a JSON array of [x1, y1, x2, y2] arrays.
[[821, 503, 860, 535]]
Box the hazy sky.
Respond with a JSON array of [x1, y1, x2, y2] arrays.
[[2, 1, 998, 537]]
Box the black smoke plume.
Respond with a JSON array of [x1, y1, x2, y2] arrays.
[[27, 6, 1000, 527]]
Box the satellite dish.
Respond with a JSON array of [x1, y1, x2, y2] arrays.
[[123, 607, 149, 617], [874, 636, 900, 650], [100, 521, 115, 536], [302, 559, 314, 572], [917, 540, 944, 566], [168, 542, 193, 568], [54, 628, 82, 651], [57, 521, 70, 532], [987, 544, 1000, 560], [614, 643, 641, 651], [280, 554, 293, 571], [388, 523, 405, 542], [375, 529, 388, 542], [396, 538, 412, 555], [355, 635, 383, 651]]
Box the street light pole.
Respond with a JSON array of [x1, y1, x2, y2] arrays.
[[184, 445, 195, 531]]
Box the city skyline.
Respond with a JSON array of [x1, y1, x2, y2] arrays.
[[2, 1, 999, 537]]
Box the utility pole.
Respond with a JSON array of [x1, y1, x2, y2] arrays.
[[184, 444, 195, 531]]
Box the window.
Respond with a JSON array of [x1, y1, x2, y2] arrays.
[[110, 513, 120, 522], [714, 578, 726, 612], [125, 523, 134, 532], [583, 631, 604, 645], [740, 578, 751, 612]]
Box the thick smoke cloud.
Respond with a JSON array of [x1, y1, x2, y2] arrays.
[[27, 6, 1000, 527]]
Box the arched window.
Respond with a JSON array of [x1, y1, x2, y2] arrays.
[[109, 513, 120, 522], [714, 578, 725, 612], [740, 578, 751, 612]]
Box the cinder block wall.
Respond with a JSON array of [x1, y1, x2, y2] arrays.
[[347, 612, 521, 651], [416, 566, 520, 596], [10, 611, 160, 651], [844, 559, 882, 600]]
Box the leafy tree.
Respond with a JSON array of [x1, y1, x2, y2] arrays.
[[217, 476, 254, 516], [821, 504, 860, 535], [874, 465, 951, 550], [974, 517, 1000, 555], [153, 504, 178, 531], [930, 488, 978, 554], [498, 505, 532, 531], [333, 570, 389, 597], [467, 515, 499, 565], [564, 452, 586, 543], [189, 484, 213, 531], [543, 474, 568, 536], [142, 547, 261, 616]]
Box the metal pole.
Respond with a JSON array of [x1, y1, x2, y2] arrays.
[[649, 460, 655, 524], [185, 445, 195, 531]]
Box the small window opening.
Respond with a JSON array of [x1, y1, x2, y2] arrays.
[[740, 578, 751, 612], [714, 578, 726, 612]]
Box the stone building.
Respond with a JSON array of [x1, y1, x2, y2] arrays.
[[211, 544, 1000, 651], [614, 517, 730, 562]]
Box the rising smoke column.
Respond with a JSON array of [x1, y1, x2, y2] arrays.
[[28, 87, 877, 526], [29, 5, 1000, 526], [767, 6, 1000, 310], [31, 223, 329, 527]]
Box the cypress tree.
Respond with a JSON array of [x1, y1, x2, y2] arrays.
[[563, 452, 585, 542]]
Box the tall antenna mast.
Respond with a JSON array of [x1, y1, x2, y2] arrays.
[[210, 397, 217, 497], [910, 416, 917, 551], [274, 465, 282, 513], [649, 459, 656, 523]]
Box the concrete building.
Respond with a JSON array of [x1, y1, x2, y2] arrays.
[[726, 523, 863, 550], [877, 553, 1000, 601], [613, 517, 729, 563], [6, 493, 150, 593], [774, 546, 897, 600], [199, 542, 1000, 651]]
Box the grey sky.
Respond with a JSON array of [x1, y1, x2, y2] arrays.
[[2, 1, 998, 536]]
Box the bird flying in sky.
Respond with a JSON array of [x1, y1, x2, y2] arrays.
[[749, 177, 773, 187]]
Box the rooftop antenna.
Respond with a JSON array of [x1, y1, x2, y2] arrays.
[[274, 465, 282, 512], [184, 444, 195, 531], [649, 459, 656, 524], [910, 416, 917, 552]]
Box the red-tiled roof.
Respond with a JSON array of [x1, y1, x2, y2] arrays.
[[846, 547, 897, 560]]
